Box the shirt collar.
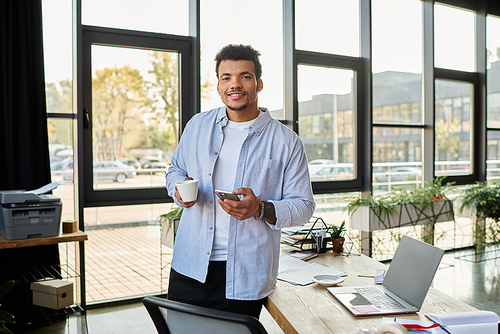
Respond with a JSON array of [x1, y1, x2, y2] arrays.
[[215, 107, 271, 136]]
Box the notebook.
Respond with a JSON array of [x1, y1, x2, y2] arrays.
[[327, 235, 444, 316]]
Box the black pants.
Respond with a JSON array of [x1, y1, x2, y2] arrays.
[[167, 261, 266, 319]]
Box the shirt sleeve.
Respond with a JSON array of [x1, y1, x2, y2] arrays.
[[165, 120, 192, 204]]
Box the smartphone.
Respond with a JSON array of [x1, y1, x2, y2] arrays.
[[215, 190, 241, 201]]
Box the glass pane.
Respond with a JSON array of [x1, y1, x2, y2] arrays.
[[373, 127, 422, 192], [297, 65, 355, 182], [91, 45, 179, 189], [83, 203, 172, 302], [487, 15, 500, 129], [487, 130, 500, 181], [295, 0, 359, 57], [435, 80, 472, 176], [372, 0, 422, 125], [82, 0, 189, 36], [49, 119, 75, 221], [434, 4, 475, 72], [42, 0, 73, 113], [200, 0, 283, 113]]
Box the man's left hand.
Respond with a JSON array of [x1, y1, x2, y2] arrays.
[[217, 187, 260, 220]]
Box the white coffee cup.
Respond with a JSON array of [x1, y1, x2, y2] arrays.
[[176, 180, 198, 202]]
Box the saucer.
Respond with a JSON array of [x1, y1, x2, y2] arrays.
[[311, 274, 344, 286]]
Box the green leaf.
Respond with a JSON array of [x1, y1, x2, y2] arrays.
[[0, 322, 15, 334], [0, 310, 14, 322], [0, 281, 14, 300]]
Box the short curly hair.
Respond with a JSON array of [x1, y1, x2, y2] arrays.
[[215, 44, 262, 80]]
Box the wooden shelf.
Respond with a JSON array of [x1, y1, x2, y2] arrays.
[[0, 231, 87, 249]]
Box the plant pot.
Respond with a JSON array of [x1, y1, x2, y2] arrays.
[[454, 198, 481, 219], [350, 200, 453, 232], [161, 219, 180, 249], [332, 237, 345, 253]]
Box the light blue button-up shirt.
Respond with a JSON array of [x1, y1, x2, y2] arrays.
[[165, 106, 315, 300]]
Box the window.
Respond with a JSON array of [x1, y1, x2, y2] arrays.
[[298, 65, 355, 182], [43, 0, 75, 220], [486, 15, 500, 180], [90, 45, 179, 189], [200, 0, 283, 113], [372, 0, 423, 191], [295, 0, 359, 57], [434, 3, 475, 72], [82, 0, 189, 35], [435, 80, 473, 176]]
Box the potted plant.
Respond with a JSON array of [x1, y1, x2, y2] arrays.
[[458, 181, 500, 249], [347, 178, 454, 232], [157, 205, 183, 249], [458, 181, 500, 220], [0, 280, 15, 334], [330, 221, 346, 253]]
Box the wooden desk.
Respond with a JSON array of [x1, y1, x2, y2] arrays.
[[0, 230, 88, 249], [265, 248, 476, 334]]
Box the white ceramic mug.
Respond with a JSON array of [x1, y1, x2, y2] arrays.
[[176, 180, 198, 202]]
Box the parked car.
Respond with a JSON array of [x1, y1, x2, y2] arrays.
[[310, 166, 354, 181], [50, 157, 72, 171], [308, 159, 336, 176], [117, 158, 141, 170], [308, 160, 353, 181], [374, 166, 422, 183], [63, 161, 136, 182], [138, 158, 168, 174]]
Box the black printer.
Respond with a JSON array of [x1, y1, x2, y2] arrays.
[[0, 189, 62, 240]]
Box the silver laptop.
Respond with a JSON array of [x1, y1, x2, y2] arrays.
[[328, 235, 444, 316]]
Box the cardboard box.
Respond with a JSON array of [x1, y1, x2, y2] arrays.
[[62, 220, 77, 234], [31, 280, 73, 310]]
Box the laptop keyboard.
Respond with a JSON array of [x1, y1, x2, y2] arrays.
[[354, 287, 406, 310]]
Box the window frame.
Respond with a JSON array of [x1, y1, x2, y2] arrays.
[[434, 69, 480, 184], [296, 51, 365, 193], [81, 26, 195, 207]]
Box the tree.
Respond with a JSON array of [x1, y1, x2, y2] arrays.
[[146, 51, 180, 152], [436, 118, 460, 160], [92, 65, 148, 161], [147, 51, 213, 153], [45, 79, 72, 151], [45, 79, 72, 113]]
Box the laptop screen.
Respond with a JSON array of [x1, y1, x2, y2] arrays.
[[383, 235, 444, 308]]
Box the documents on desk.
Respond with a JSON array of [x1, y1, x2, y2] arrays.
[[277, 254, 346, 285]]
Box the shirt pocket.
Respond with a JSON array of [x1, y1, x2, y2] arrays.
[[255, 158, 282, 198]]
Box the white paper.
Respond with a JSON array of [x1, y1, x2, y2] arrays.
[[26, 182, 60, 195], [278, 254, 346, 285], [444, 323, 498, 334]]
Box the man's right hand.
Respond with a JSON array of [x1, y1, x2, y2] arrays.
[[175, 177, 196, 208]]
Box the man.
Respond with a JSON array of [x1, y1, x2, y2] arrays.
[[165, 44, 315, 318]]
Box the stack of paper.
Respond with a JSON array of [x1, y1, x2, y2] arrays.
[[278, 254, 346, 285]]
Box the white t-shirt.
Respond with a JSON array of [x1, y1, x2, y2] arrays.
[[210, 112, 261, 260]]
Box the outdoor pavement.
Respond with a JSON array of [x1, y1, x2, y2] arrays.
[[61, 225, 171, 303]]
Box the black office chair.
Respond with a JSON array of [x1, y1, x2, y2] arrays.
[[143, 296, 269, 334]]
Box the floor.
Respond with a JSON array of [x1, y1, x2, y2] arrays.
[[8, 234, 500, 333]]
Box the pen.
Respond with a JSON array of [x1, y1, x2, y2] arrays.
[[358, 274, 375, 278]]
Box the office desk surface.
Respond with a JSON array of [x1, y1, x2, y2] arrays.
[[265, 248, 476, 334]]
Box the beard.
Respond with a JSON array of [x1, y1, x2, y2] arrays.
[[226, 102, 252, 111]]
